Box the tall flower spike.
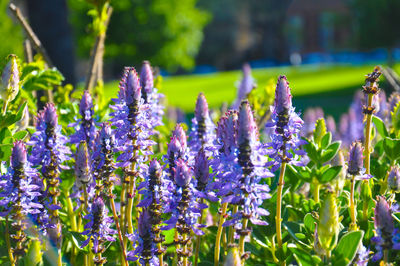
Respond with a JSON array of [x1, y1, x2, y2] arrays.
[[232, 63, 255, 109], [127, 210, 159, 264], [166, 124, 190, 181], [372, 196, 400, 262], [266, 76, 306, 171], [347, 142, 364, 176], [70, 90, 97, 149], [28, 103, 70, 250], [81, 196, 117, 264], [75, 141, 92, 188], [189, 93, 216, 155], [0, 141, 42, 260], [140, 61, 164, 128]]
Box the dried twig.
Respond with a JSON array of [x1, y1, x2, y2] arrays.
[[84, 5, 113, 92], [23, 39, 33, 63], [9, 3, 53, 68]]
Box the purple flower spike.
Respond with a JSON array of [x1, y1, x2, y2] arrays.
[[140, 61, 154, 100], [232, 63, 255, 109], [189, 93, 216, 154], [274, 75, 292, 114], [388, 165, 400, 192], [80, 90, 93, 119], [173, 124, 187, 151], [11, 140, 27, 168], [371, 196, 400, 262], [81, 197, 116, 258], [125, 68, 141, 105], [195, 149, 209, 190], [265, 76, 305, 172], [127, 210, 159, 264], [75, 141, 92, 187], [238, 101, 257, 147], [347, 142, 364, 176]]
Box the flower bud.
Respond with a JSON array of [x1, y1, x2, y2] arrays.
[[1, 54, 19, 103], [313, 118, 327, 146], [347, 142, 363, 176], [92, 196, 105, 223], [125, 68, 141, 105], [318, 192, 339, 252], [274, 75, 292, 114], [223, 247, 241, 266], [11, 140, 27, 169], [374, 196, 394, 237], [149, 159, 161, 175], [174, 159, 191, 187], [75, 141, 92, 186], [172, 124, 187, 151], [388, 165, 400, 192], [42, 103, 58, 128], [195, 92, 209, 125], [140, 61, 154, 96], [99, 122, 114, 149], [79, 90, 94, 120], [194, 149, 208, 189], [217, 110, 238, 154], [167, 136, 183, 156], [238, 101, 257, 146], [138, 209, 152, 238]]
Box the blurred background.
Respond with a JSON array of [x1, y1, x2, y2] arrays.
[[1, 0, 400, 116]]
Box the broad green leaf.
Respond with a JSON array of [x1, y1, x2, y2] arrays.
[[67, 231, 89, 253], [289, 246, 321, 266], [319, 166, 343, 184], [383, 137, 400, 162], [25, 239, 42, 266], [320, 141, 341, 163], [0, 144, 13, 162], [13, 130, 28, 140], [320, 132, 332, 149], [304, 213, 317, 233], [372, 116, 388, 137], [333, 230, 364, 265]]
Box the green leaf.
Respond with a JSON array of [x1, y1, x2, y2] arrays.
[[372, 116, 388, 137], [0, 102, 27, 129], [289, 246, 321, 266], [13, 130, 28, 141], [304, 213, 317, 233], [67, 231, 89, 253], [383, 137, 400, 162], [319, 166, 343, 184], [320, 132, 332, 149], [333, 230, 364, 265], [25, 239, 42, 266], [0, 128, 12, 144], [0, 144, 13, 162], [320, 141, 341, 163]]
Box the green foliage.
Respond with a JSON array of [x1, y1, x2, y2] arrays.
[[332, 231, 364, 265], [68, 0, 210, 71]]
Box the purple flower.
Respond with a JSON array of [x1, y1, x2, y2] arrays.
[[0, 141, 42, 216], [69, 90, 97, 149], [110, 67, 156, 169], [0, 141, 42, 257], [347, 142, 364, 176], [232, 63, 255, 109], [127, 210, 159, 265], [388, 165, 400, 192], [326, 115, 337, 137], [81, 197, 117, 255], [388, 92, 400, 113], [140, 61, 164, 128], [166, 124, 191, 181], [194, 149, 209, 191], [301, 107, 324, 137], [189, 93, 216, 156], [265, 76, 306, 172], [372, 196, 400, 262], [340, 92, 364, 146]]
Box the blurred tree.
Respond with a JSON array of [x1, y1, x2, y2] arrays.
[[0, 0, 24, 64], [68, 0, 210, 73], [351, 0, 400, 65]]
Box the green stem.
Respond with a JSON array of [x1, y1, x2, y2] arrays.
[[120, 177, 127, 247], [349, 176, 357, 231], [66, 193, 77, 264], [312, 181, 320, 203], [5, 216, 15, 265], [384, 249, 389, 265], [214, 202, 228, 266], [109, 194, 128, 266], [194, 199, 205, 266], [238, 217, 248, 256], [228, 205, 238, 244], [363, 93, 373, 220], [125, 162, 136, 237], [276, 161, 287, 250], [182, 233, 188, 266], [2, 100, 8, 116]]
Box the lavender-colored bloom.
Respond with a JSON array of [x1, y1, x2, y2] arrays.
[[140, 61, 164, 128], [29, 103, 71, 169], [326, 115, 336, 137], [372, 196, 400, 262], [0, 141, 42, 216], [163, 159, 205, 235], [75, 141, 92, 187], [127, 210, 159, 265], [189, 93, 216, 155], [81, 197, 116, 254], [165, 124, 190, 181], [376, 90, 388, 120], [70, 90, 97, 149], [347, 142, 364, 176], [232, 63, 255, 109], [194, 149, 209, 191], [110, 67, 155, 169], [388, 165, 400, 192], [265, 76, 306, 172], [353, 245, 370, 266], [388, 92, 400, 113]]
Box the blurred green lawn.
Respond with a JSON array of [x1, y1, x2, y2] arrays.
[[103, 64, 398, 114]]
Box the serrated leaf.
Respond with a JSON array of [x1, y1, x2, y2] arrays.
[[333, 231, 364, 265], [372, 116, 388, 137], [319, 166, 343, 184]]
